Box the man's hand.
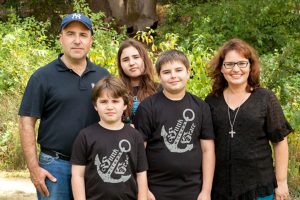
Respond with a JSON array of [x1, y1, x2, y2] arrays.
[[30, 166, 57, 197]]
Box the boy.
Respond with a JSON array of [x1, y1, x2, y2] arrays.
[[71, 76, 148, 200], [134, 50, 215, 200]]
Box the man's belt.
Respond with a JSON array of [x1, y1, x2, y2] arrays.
[[41, 147, 70, 161]]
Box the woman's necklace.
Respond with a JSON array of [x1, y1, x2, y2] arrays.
[[225, 88, 250, 138], [227, 106, 241, 138]]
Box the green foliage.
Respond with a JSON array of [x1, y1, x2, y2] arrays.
[[159, 0, 300, 54], [73, 0, 91, 14], [0, 94, 25, 170], [0, 1, 299, 197], [156, 33, 180, 51], [0, 11, 57, 95], [186, 46, 212, 99], [0, 12, 56, 169], [260, 40, 300, 111], [89, 23, 126, 75], [135, 28, 155, 45], [288, 133, 300, 198], [1, 1, 72, 39]]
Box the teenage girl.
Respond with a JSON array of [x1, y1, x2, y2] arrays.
[[117, 39, 158, 123]]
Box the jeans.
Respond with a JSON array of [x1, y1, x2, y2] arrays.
[[257, 194, 274, 200], [37, 152, 73, 200]]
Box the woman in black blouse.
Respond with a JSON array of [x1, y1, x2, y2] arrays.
[[205, 38, 293, 200]]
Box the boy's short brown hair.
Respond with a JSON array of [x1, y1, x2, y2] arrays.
[[155, 50, 190, 74], [92, 76, 129, 106]]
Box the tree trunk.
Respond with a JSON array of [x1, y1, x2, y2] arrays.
[[88, 0, 158, 33]]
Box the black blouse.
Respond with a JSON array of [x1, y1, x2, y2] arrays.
[[205, 88, 293, 200]]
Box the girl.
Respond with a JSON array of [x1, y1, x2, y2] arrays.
[[117, 39, 158, 123]]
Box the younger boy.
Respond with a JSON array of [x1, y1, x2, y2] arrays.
[[71, 76, 148, 200], [134, 50, 215, 200]]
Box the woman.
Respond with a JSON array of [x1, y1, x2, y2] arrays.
[[117, 39, 158, 123], [205, 38, 293, 200]]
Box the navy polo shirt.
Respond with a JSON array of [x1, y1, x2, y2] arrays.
[[19, 54, 110, 156]]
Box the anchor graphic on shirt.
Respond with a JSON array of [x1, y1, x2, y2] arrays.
[[161, 108, 196, 153], [94, 139, 131, 183]]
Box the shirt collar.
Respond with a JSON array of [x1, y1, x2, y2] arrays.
[[55, 53, 97, 73]]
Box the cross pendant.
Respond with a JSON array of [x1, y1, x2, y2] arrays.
[[229, 129, 236, 138]]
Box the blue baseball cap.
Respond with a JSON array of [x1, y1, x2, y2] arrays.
[[61, 13, 93, 34]]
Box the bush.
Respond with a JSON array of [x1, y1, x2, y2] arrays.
[[0, 94, 25, 170], [0, 12, 57, 95], [158, 0, 300, 55], [0, 12, 56, 169]]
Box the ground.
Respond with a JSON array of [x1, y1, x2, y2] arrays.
[[0, 171, 36, 200], [0, 171, 299, 199]]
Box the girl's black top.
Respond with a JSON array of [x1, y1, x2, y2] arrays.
[[205, 87, 293, 200]]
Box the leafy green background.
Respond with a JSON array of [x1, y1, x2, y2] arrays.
[[0, 0, 299, 197]]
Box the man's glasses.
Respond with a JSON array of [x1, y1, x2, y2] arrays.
[[223, 61, 249, 69]]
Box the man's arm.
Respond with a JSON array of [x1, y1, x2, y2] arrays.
[[197, 139, 215, 200], [19, 116, 56, 197], [137, 171, 148, 200], [71, 165, 86, 200], [273, 137, 289, 200]]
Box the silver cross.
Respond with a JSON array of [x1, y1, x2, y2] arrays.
[[229, 128, 236, 138]]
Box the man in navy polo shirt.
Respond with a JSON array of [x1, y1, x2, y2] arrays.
[[18, 13, 109, 199]]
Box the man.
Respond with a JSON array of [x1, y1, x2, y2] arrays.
[[19, 13, 110, 199]]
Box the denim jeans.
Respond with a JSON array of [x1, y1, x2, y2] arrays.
[[37, 152, 73, 200], [257, 194, 274, 200]]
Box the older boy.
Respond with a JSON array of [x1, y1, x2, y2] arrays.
[[134, 50, 215, 200], [71, 76, 148, 200]]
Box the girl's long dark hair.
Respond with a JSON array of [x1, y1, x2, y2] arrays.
[[117, 39, 157, 116]]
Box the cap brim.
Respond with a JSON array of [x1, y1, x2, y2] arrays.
[[61, 20, 93, 34]]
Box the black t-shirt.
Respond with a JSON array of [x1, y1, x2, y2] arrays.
[[134, 91, 214, 200], [18, 54, 109, 156], [126, 83, 161, 123], [71, 123, 148, 200], [205, 88, 293, 199]]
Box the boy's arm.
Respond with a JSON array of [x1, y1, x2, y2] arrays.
[[273, 137, 289, 200], [71, 165, 86, 200], [135, 102, 155, 199], [142, 141, 156, 200], [137, 171, 148, 200], [197, 139, 215, 200]]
